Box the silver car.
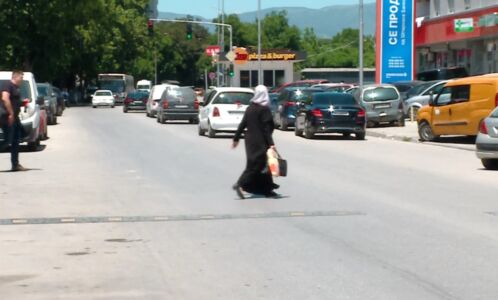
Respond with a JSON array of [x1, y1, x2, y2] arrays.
[[476, 107, 498, 170], [404, 80, 448, 117], [353, 84, 405, 127]]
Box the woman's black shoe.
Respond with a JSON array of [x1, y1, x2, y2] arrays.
[[232, 184, 245, 199], [272, 183, 280, 190], [264, 191, 279, 198]]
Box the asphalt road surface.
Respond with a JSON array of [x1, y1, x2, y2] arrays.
[[1, 107, 497, 299]]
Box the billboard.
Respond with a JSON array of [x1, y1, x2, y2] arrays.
[[376, 0, 415, 83]]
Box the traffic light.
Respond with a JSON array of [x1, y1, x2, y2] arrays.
[[186, 23, 193, 40], [229, 64, 234, 77], [147, 19, 154, 36]]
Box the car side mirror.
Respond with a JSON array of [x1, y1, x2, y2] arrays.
[[428, 91, 434, 106], [36, 96, 44, 106]]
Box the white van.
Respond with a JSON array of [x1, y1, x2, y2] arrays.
[[0, 71, 42, 150], [136, 79, 151, 92], [146, 84, 177, 117]]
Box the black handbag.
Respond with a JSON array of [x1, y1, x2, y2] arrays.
[[0, 103, 7, 126]]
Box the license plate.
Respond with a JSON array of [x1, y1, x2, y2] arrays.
[[134, 101, 142, 104], [379, 112, 387, 117], [375, 104, 391, 109], [175, 105, 188, 108], [229, 111, 244, 114], [333, 111, 349, 116]]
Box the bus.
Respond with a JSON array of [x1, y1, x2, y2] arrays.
[[98, 73, 134, 103]]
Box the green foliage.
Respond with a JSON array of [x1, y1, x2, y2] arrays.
[[0, 4, 375, 87]]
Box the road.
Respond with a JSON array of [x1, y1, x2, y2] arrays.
[[1, 107, 497, 299]]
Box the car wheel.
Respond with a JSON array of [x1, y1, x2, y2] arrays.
[[397, 115, 405, 127], [27, 139, 40, 152], [294, 124, 303, 136], [146, 111, 150, 117], [111, 105, 115, 108], [123, 107, 128, 113], [280, 119, 288, 131], [93, 106, 96, 108], [355, 132, 366, 140], [418, 121, 438, 142], [160, 115, 166, 124], [304, 121, 314, 139], [198, 123, 205, 136], [482, 159, 498, 170], [208, 122, 216, 138], [53, 116, 57, 124], [343, 133, 351, 138], [366, 120, 376, 128]]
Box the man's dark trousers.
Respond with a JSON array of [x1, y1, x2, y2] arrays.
[[1, 120, 21, 167]]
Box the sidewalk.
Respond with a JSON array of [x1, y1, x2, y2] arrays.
[[366, 120, 476, 152]]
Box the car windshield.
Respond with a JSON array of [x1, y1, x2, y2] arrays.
[[1, 80, 32, 101], [37, 86, 49, 96], [212, 92, 253, 105], [290, 89, 323, 103], [95, 91, 112, 96], [99, 80, 125, 93], [490, 108, 498, 118], [406, 82, 435, 98], [313, 93, 356, 107], [363, 87, 398, 102]]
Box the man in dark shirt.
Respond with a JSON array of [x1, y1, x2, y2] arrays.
[[1, 70, 27, 171]]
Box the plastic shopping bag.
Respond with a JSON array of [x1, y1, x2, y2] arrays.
[[267, 148, 287, 177]]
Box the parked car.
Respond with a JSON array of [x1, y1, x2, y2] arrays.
[[294, 92, 366, 140], [0, 71, 43, 151], [198, 87, 254, 138], [352, 84, 405, 127], [37, 83, 58, 125], [403, 80, 448, 117], [123, 91, 148, 113], [156, 86, 199, 124], [476, 107, 498, 170], [92, 90, 115, 108], [391, 81, 424, 100], [270, 79, 330, 94], [418, 75, 498, 141], [273, 87, 324, 131], [416, 66, 468, 81], [52, 87, 65, 116], [146, 84, 176, 118], [311, 83, 355, 93]]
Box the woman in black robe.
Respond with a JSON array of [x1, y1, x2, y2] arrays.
[[232, 85, 278, 199]]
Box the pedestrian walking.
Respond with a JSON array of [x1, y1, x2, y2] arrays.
[[1, 70, 27, 171], [232, 85, 279, 199]]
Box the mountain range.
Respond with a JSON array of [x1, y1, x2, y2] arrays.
[[158, 3, 376, 38]]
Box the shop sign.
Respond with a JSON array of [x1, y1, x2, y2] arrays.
[[454, 18, 474, 33], [478, 14, 498, 28], [248, 52, 297, 61], [377, 0, 415, 83]]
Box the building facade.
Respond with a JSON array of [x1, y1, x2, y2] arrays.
[[415, 0, 498, 75]]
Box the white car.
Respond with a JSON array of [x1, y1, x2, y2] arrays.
[[0, 71, 42, 151], [476, 107, 498, 170], [198, 87, 254, 138], [92, 90, 115, 108]]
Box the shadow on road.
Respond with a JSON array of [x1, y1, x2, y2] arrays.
[[433, 136, 476, 145], [0, 167, 43, 173]]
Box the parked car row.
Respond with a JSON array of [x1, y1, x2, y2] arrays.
[[0, 71, 66, 151]]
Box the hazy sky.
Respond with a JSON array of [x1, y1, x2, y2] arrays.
[[158, 0, 375, 18]]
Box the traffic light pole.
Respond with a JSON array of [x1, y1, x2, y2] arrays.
[[149, 18, 233, 87]]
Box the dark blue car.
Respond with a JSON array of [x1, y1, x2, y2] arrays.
[[272, 87, 324, 131], [294, 92, 366, 140]]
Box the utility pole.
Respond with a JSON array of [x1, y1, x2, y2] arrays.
[[221, 0, 225, 87], [359, 0, 364, 91], [257, 0, 262, 86]]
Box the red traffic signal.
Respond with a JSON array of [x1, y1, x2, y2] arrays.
[[147, 20, 154, 36]]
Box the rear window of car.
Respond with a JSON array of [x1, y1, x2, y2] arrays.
[[37, 86, 49, 96], [363, 87, 399, 102], [95, 91, 112, 96], [167, 87, 196, 102], [127, 92, 148, 99], [212, 92, 253, 105], [313, 93, 356, 106]]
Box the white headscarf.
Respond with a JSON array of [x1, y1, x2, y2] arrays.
[[250, 85, 270, 107]]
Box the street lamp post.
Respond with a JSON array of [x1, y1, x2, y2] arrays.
[[359, 0, 364, 91], [257, 0, 262, 85]]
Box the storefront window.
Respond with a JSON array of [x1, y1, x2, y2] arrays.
[[240, 70, 250, 87], [464, 0, 471, 10], [263, 70, 273, 87], [275, 70, 285, 87], [251, 70, 259, 87], [448, 0, 454, 13]]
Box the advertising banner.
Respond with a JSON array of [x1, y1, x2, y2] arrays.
[[376, 0, 415, 83]]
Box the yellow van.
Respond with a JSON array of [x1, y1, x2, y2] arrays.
[[417, 75, 498, 141]]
